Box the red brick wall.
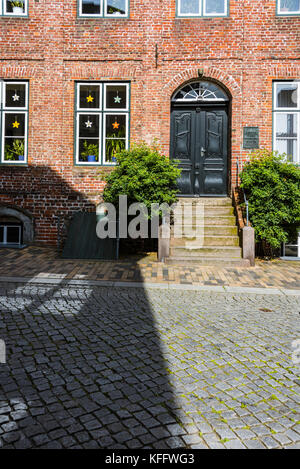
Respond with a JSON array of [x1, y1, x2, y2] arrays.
[[0, 0, 299, 244]]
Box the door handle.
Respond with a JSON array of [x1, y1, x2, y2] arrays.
[[201, 147, 206, 157]]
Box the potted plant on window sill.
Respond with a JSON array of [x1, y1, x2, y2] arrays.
[[4, 140, 25, 161], [81, 141, 99, 163], [10, 0, 24, 14]]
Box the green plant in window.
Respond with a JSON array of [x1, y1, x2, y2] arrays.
[[106, 139, 124, 162], [10, 0, 24, 8], [4, 139, 24, 160], [80, 140, 99, 161]]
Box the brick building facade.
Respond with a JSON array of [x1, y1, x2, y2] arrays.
[[0, 0, 299, 246]]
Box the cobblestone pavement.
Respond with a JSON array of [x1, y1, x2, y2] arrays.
[[0, 246, 300, 289], [0, 282, 299, 449]]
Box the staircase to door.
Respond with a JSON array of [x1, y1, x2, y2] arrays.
[[166, 197, 250, 266]]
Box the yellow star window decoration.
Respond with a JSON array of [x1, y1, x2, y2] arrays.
[[86, 95, 94, 103], [12, 121, 20, 128], [112, 121, 120, 129]]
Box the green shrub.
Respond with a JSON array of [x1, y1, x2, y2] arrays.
[[103, 142, 181, 214], [240, 149, 300, 251]]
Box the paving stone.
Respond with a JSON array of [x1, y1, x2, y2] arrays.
[[0, 282, 299, 450]]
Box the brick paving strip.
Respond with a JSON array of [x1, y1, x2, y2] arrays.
[[0, 246, 299, 290], [0, 278, 299, 449]]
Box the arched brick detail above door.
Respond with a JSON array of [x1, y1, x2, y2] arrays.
[[163, 67, 242, 101]]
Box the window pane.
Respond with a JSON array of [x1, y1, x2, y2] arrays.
[[276, 83, 298, 108], [5, 83, 26, 108], [81, 0, 101, 15], [106, 0, 126, 15], [204, 0, 225, 14], [79, 139, 100, 162], [105, 85, 127, 109], [106, 115, 126, 138], [179, 0, 200, 15], [4, 114, 25, 137], [79, 85, 100, 109], [79, 114, 100, 138], [275, 113, 298, 161], [105, 139, 125, 163], [4, 138, 25, 161], [0, 227, 4, 243], [5, 0, 25, 14], [280, 0, 300, 12], [6, 226, 20, 244]]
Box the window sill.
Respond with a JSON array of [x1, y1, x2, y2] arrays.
[[77, 15, 129, 20]]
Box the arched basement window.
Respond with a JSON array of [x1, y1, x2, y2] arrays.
[[172, 81, 229, 103]]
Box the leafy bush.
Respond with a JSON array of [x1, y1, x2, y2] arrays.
[[103, 142, 181, 214], [240, 149, 300, 251]]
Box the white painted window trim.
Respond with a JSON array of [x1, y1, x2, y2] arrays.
[[273, 82, 300, 165], [76, 112, 102, 165], [77, 83, 102, 111], [103, 112, 128, 165], [79, 0, 128, 17], [3, 81, 28, 110], [103, 82, 129, 111], [277, 1, 300, 15], [0, 225, 22, 245], [2, 0, 28, 16], [203, 0, 227, 17], [273, 82, 300, 111], [177, 0, 227, 17], [104, 0, 128, 17], [0, 81, 28, 165]]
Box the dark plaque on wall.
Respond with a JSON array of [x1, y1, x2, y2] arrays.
[[243, 127, 259, 149]]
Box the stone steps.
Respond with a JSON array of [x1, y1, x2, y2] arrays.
[[166, 197, 245, 267], [170, 245, 242, 258], [166, 257, 250, 267], [171, 225, 238, 237], [173, 215, 237, 226], [170, 235, 240, 247]]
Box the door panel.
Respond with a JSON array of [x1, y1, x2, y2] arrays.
[[200, 110, 228, 196], [170, 110, 195, 195], [171, 105, 228, 196]]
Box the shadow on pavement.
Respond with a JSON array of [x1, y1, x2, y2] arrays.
[[0, 281, 181, 449]]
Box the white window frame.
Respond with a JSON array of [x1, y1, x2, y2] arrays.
[[0, 80, 29, 165], [177, 0, 228, 17], [1, 0, 28, 16], [104, 82, 129, 111], [0, 225, 22, 245], [75, 81, 130, 166], [203, 0, 227, 17], [103, 112, 129, 165], [273, 81, 300, 165], [79, 0, 128, 18], [277, 0, 300, 15], [77, 83, 102, 111], [282, 231, 300, 259], [76, 112, 102, 166]]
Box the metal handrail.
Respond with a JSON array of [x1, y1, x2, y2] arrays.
[[236, 160, 249, 227]]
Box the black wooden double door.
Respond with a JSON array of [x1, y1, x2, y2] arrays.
[[170, 105, 228, 196]]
